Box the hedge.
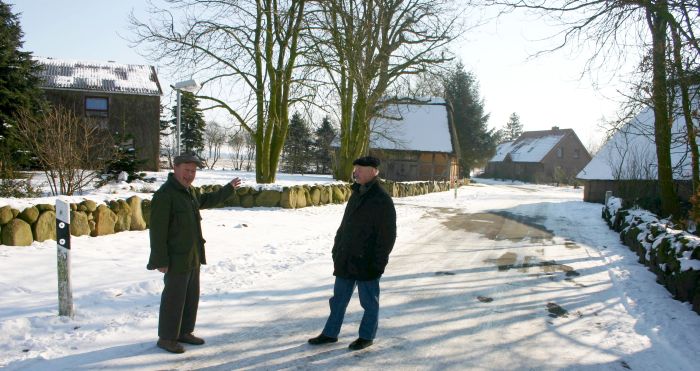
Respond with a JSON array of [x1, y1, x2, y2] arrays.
[[602, 196, 700, 314]]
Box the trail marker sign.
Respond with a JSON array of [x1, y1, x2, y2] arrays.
[[56, 199, 73, 318]]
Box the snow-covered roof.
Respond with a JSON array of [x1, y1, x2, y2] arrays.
[[369, 97, 454, 153], [577, 103, 699, 181], [34, 56, 162, 96], [489, 129, 569, 163]]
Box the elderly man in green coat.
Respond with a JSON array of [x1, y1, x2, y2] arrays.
[[148, 153, 241, 354]]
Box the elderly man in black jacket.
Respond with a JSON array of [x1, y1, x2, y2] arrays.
[[308, 156, 397, 351]]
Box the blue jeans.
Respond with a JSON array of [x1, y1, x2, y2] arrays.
[[322, 276, 380, 340]]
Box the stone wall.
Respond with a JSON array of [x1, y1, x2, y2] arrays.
[[0, 179, 463, 246], [602, 197, 700, 314]]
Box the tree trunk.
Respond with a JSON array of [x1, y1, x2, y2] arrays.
[[670, 25, 700, 212], [335, 93, 370, 181], [647, 3, 681, 218]]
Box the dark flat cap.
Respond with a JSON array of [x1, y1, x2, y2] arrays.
[[353, 156, 380, 168], [174, 153, 203, 166]]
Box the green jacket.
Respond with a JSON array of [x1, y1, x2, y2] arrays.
[[147, 173, 235, 273]]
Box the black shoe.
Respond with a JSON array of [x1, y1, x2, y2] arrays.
[[157, 339, 185, 354], [308, 334, 338, 345], [348, 338, 373, 351]]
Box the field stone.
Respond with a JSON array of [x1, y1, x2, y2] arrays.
[[255, 190, 281, 207], [280, 187, 297, 209], [1, 218, 33, 246], [92, 205, 117, 237], [0, 206, 13, 225], [70, 211, 90, 237], [18, 206, 40, 224], [33, 210, 56, 242], [127, 196, 147, 231]]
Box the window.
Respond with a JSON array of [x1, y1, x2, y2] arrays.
[[573, 149, 580, 159], [85, 97, 108, 117], [556, 147, 563, 158]]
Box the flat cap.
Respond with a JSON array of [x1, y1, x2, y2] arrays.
[[352, 156, 380, 168], [174, 153, 203, 166]]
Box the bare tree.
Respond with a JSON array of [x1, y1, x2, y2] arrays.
[[307, 0, 461, 181], [243, 129, 256, 172], [202, 121, 228, 169], [130, 0, 308, 183], [14, 106, 116, 196], [227, 128, 246, 170], [478, 0, 700, 217]]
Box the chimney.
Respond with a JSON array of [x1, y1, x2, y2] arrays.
[[552, 126, 559, 131]]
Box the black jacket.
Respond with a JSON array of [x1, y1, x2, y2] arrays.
[[332, 179, 397, 280]]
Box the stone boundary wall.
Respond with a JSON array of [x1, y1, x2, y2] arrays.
[[0, 179, 466, 246], [602, 197, 700, 314]]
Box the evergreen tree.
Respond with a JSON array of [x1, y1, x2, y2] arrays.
[[282, 112, 312, 173], [503, 112, 523, 142], [159, 103, 171, 138], [313, 116, 337, 174], [443, 62, 497, 176], [98, 133, 146, 185], [0, 1, 45, 172], [170, 91, 205, 155]]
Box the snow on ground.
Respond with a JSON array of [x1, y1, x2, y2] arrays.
[[1, 173, 700, 370]]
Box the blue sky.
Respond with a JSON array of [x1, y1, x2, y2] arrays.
[[11, 0, 629, 149]]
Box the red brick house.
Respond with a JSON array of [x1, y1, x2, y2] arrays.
[[484, 127, 591, 183]]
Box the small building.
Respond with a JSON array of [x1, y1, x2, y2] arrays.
[[576, 105, 697, 203], [34, 57, 163, 171], [484, 127, 591, 183], [368, 97, 460, 182]]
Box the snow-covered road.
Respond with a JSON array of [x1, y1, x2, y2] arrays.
[[3, 179, 700, 370]]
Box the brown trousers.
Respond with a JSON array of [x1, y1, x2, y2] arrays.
[[158, 268, 200, 340]]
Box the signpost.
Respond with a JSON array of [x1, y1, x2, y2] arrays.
[[56, 199, 73, 318], [450, 158, 459, 199]]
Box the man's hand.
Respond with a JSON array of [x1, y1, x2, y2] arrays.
[[230, 177, 242, 188], [157, 267, 168, 273]]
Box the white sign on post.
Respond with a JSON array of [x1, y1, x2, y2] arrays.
[[56, 199, 73, 318]]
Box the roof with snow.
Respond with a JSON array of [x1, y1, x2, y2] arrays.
[[34, 57, 162, 96], [489, 129, 570, 163], [369, 97, 454, 153], [577, 102, 699, 181]]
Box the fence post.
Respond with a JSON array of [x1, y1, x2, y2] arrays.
[[604, 190, 613, 206], [56, 199, 73, 318]]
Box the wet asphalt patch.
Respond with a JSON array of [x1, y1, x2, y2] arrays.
[[482, 252, 581, 279]]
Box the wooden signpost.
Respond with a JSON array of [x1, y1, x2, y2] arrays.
[[56, 199, 73, 318]]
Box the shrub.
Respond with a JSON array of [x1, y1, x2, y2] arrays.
[[0, 171, 41, 198]]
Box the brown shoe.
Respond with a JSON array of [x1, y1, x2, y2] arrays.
[[178, 333, 205, 345], [157, 339, 185, 354]]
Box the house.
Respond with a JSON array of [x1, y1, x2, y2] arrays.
[[576, 104, 698, 203], [367, 97, 460, 182], [484, 127, 591, 183], [34, 57, 163, 171]]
